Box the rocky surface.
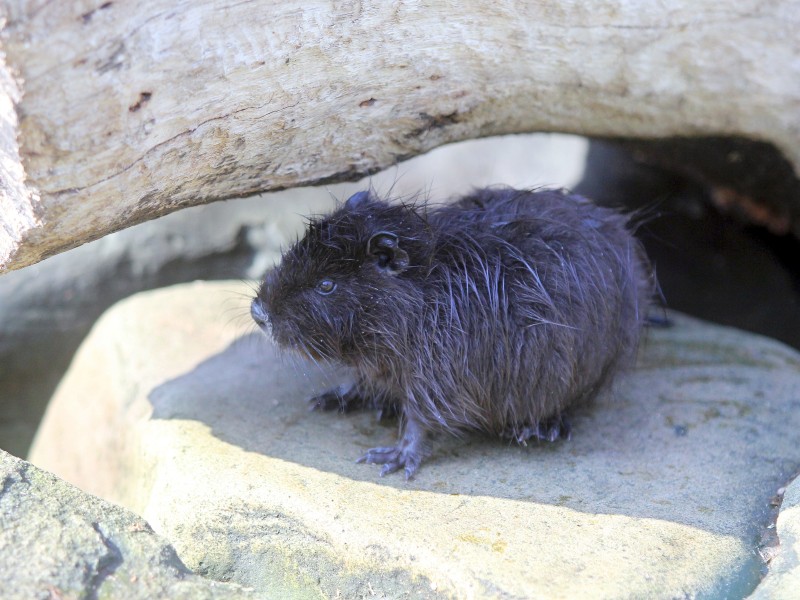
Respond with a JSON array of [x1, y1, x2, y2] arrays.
[[0, 449, 260, 599], [29, 281, 800, 598]]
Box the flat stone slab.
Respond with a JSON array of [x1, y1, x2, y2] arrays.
[[30, 281, 800, 598]]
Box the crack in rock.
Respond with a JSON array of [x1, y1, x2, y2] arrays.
[[86, 522, 124, 600]]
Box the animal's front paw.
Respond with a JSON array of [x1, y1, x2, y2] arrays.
[[357, 445, 423, 479], [310, 383, 399, 421], [357, 417, 430, 479], [309, 384, 365, 413]]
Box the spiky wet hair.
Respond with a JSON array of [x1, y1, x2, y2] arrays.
[[295, 191, 433, 267], [256, 187, 654, 451], [256, 191, 435, 361]]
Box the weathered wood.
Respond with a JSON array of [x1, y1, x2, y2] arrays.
[[1, 0, 799, 272]]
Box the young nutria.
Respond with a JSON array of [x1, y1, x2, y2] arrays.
[[251, 187, 655, 478]]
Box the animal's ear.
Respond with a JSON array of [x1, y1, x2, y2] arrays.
[[367, 231, 409, 274], [345, 191, 371, 210]]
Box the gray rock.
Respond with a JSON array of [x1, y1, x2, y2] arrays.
[[29, 281, 800, 598], [0, 449, 261, 599]]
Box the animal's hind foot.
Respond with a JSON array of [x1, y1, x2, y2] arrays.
[[505, 416, 572, 445], [357, 446, 423, 479]]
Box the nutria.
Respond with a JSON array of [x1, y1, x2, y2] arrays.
[[251, 187, 655, 478]]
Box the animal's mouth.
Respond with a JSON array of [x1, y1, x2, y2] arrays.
[[275, 336, 331, 363], [277, 330, 337, 363], [250, 297, 332, 361]]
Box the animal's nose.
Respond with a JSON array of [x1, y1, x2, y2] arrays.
[[250, 298, 269, 330]]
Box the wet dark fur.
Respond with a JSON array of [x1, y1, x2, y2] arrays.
[[252, 187, 655, 477]]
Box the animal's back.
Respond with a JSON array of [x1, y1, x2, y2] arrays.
[[407, 188, 652, 435]]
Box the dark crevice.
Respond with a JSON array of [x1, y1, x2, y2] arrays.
[[86, 523, 124, 600], [593, 136, 800, 236], [575, 138, 800, 350], [0, 474, 16, 498]]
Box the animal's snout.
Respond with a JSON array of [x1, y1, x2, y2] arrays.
[[250, 298, 270, 332]]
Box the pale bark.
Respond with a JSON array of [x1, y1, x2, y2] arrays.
[[1, 0, 799, 272]]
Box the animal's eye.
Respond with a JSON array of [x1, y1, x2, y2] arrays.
[[316, 279, 336, 295], [376, 252, 391, 268]]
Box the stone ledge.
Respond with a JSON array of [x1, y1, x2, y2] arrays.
[[30, 281, 800, 598]]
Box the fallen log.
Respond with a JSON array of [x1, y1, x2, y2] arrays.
[[2, 0, 798, 272]]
